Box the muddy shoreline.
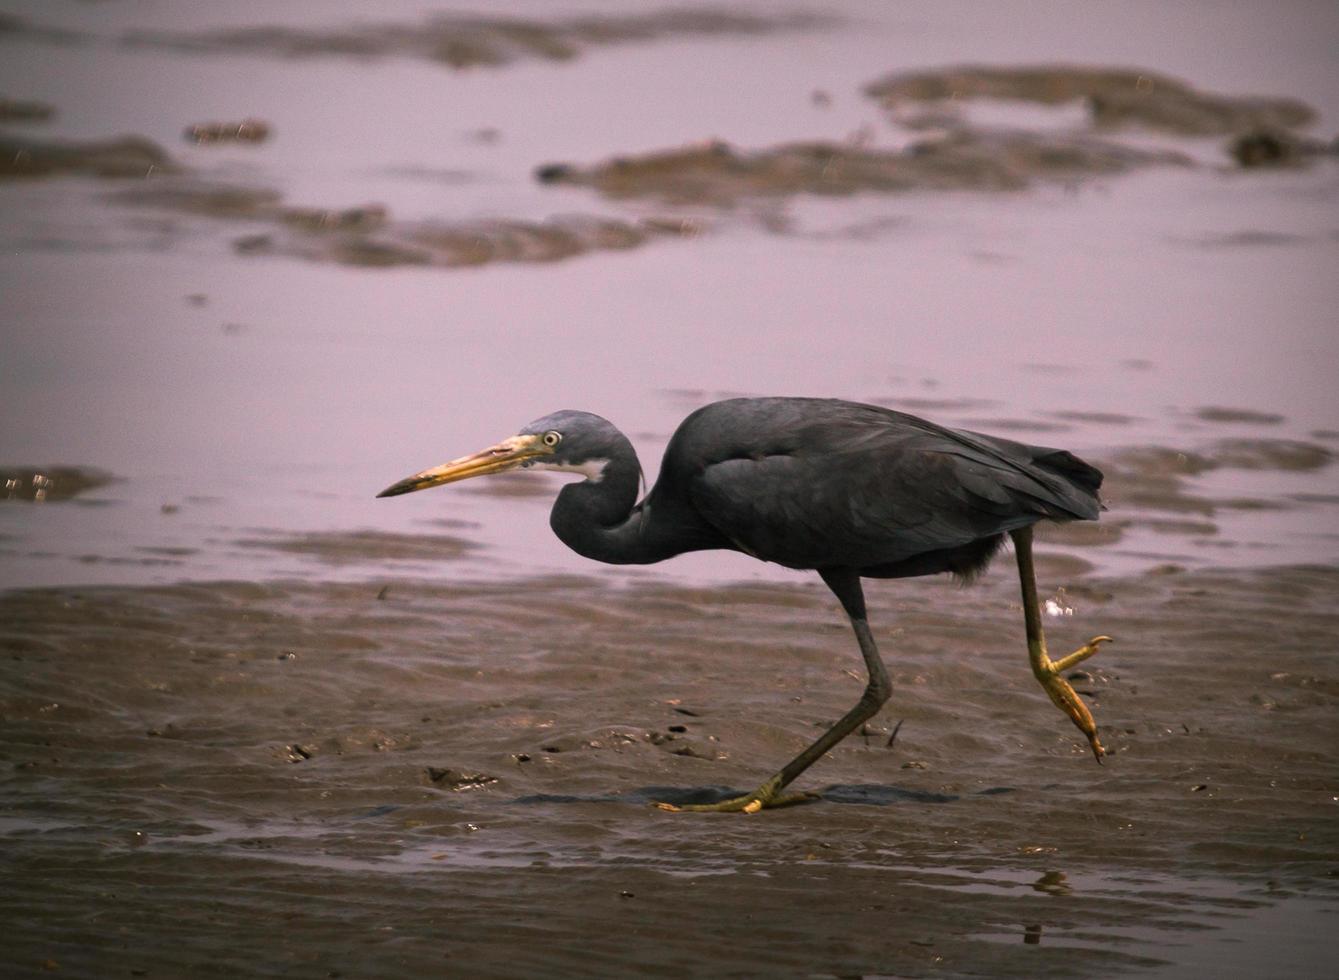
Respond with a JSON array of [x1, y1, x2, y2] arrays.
[[3, 564, 1336, 977]]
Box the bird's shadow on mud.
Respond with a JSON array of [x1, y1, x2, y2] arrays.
[[510, 784, 1017, 807]]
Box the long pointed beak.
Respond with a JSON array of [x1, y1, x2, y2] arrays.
[[376, 434, 550, 498]]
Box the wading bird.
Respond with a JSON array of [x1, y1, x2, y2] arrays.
[[379, 397, 1111, 813]]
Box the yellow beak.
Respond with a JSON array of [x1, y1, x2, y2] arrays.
[[376, 434, 551, 498]]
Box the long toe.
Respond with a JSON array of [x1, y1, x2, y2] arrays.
[[1040, 671, 1104, 762], [654, 786, 819, 813], [1051, 635, 1113, 673]]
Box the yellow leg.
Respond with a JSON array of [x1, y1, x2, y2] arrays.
[[1011, 526, 1112, 763], [656, 568, 889, 813], [654, 775, 817, 814]]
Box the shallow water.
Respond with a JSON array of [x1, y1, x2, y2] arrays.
[[2, 1, 1338, 977]]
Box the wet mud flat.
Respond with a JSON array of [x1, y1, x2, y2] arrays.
[[3, 564, 1337, 977]]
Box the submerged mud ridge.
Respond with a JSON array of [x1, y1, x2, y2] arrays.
[[0, 96, 55, 123], [233, 214, 690, 269], [1, 566, 1336, 976], [536, 133, 1191, 206], [124, 8, 829, 71], [0, 12, 86, 46], [1, 465, 115, 503], [111, 178, 694, 268], [864, 65, 1317, 138], [536, 64, 1327, 210], [235, 529, 475, 566], [0, 134, 177, 179], [1090, 438, 1334, 523]]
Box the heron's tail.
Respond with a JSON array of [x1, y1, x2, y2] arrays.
[[1030, 448, 1104, 519]]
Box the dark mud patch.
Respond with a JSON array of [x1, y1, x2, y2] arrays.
[[1, 466, 116, 503], [1097, 449, 1222, 517], [111, 178, 690, 268], [125, 9, 829, 71], [1034, 518, 1127, 548], [134, 545, 200, 559], [234, 529, 475, 566], [0, 13, 86, 46], [0, 96, 55, 123], [536, 132, 1189, 207], [1290, 492, 1339, 506], [183, 118, 271, 145], [1194, 406, 1286, 425], [864, 65, 1316, 137], [1048, 410, 1143, 426], [0, 134, 179, 179], [111, 180, 284, 219], [1178, 230, 1311, 249], [1209, 438, 1332, 472], [1106, 446, 1216, 479], [1229, 128, 1337, 169]]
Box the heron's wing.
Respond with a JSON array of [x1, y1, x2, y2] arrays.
[[687, 414, 1098, 570]]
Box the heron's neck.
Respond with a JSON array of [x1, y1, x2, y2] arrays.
[[548, 448, 712, 565]]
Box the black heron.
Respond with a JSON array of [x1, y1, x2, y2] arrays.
[[378, 397, 1111, 813]]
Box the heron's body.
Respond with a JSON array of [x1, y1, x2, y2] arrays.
[[379, 396, 1112, 812], [561, 397, 1100, 575]]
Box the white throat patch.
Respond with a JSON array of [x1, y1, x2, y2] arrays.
[[528, 458, 610, 482]]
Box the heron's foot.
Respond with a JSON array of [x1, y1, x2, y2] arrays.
[[653, 775, 818, 814], [1034, 635, 1113, 764]]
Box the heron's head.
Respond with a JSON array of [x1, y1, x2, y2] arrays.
[[376, 410, 627, 498]]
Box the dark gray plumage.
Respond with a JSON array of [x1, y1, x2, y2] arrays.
[[379, 396, 1112, 812]]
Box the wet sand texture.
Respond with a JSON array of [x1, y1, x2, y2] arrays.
[[2, 566, 1336, 977], [863, 65, 1316, 136], [535, 134, 1192, 206], [123, 9, 829, 70]]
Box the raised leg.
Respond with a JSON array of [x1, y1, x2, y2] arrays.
[[1010, 526, 1112, 762], [657, 567, 891, 813]]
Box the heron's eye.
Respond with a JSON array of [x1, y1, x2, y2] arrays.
[[543, 431, 562, 447]]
